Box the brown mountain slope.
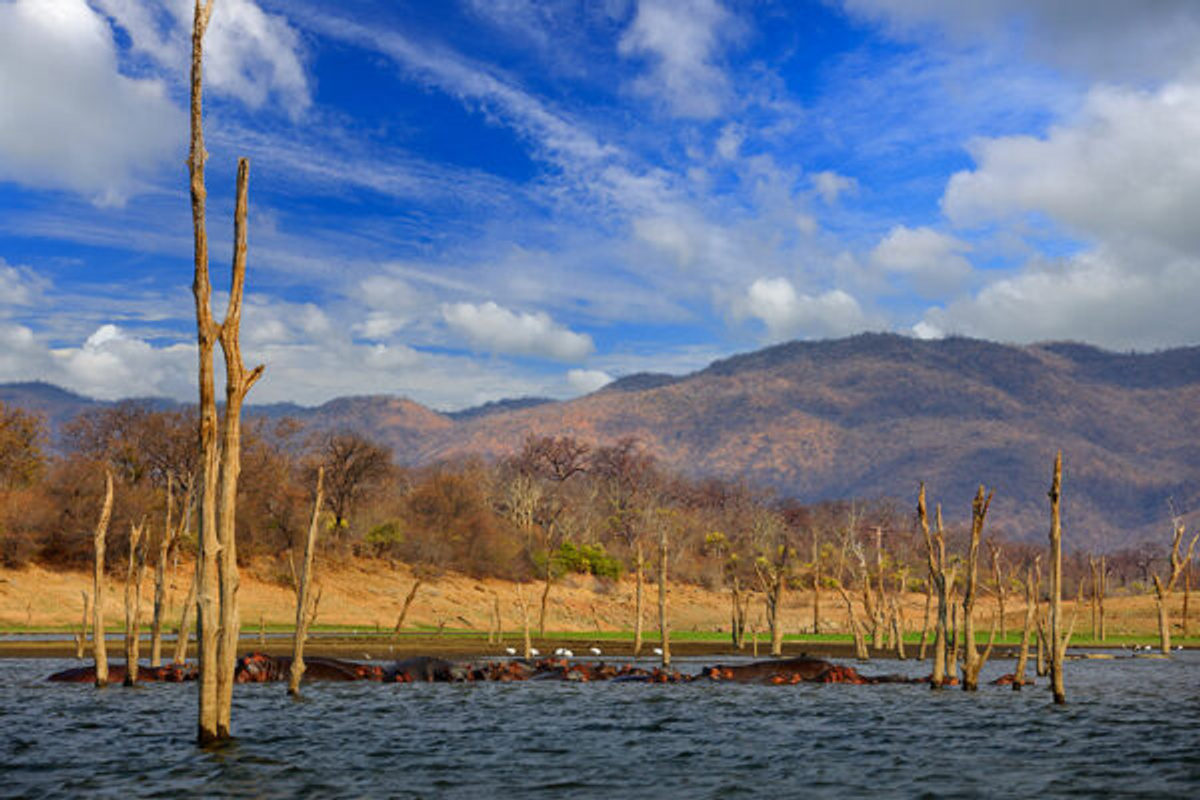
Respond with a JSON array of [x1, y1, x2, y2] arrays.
[[424, 335, 1200, 550], [5, 334, 1198, 549]]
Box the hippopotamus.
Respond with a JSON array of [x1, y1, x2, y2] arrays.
[[700, 657, 840, 683], [48, 662, 198, 683], [235, 652, 376, 683]]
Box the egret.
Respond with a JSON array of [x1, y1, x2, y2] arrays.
[[589, 647, 602, 656], [530, 647, 540, 657], [505, 647, 517, 656], [653, 647, 663, 656]]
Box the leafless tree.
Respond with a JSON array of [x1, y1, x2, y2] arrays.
[[308, 431, 392, 535], [1048, 452, 1067, 705], [123, 522, 148, 685], [961, 486, 997, 691], [92, 471, 113, 687], [1151, 506, 1198, 654], [918, 484, 956, 688], [289, 469, 323, 696]]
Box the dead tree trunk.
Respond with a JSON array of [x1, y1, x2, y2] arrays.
[[1048, 451, 1066, 705], [516, 584, 532, 659], [1099, 555, 1108, 642], [633, 541, 644, 656], [836, 585, 869, 660], [891, 596, 906, 660], [539, 560, 552, 638], [918, 579, 932, 660], [918, 485, 953, 687], [1151, 514, 1198, 655], [1184, 559, 1191, 639], [962, 486, 995, 691], [123, 522, 148, 686], [1014, 561, 1037, 690], [989, 543, 1007, 641], [811, 528, 822, 635], [76, 591, 90, 660], [393, 579, 422, 635], [289, 468, 323, 696], [151, 477, 186, 667], [92, 470, 114, 688], [190, 0, 265, 745], [174, 563, 198, 665], [658, 525, 670, 668]]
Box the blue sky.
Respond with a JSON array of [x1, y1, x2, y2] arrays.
[[2, 0, 1200, 409]]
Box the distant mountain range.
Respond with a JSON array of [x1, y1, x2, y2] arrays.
[[5, 333, 1198, 550]]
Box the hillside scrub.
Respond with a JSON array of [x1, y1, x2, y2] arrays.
[[0, 404, 1192, 619]]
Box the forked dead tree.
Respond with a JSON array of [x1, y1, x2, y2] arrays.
[[92, 471, 114, 688], [1151, 511, 1198, 655], [289, 468, 324, 696], [123, 522, 148, 686], [190, 0, 265, 745], [151, 475, 192, 666], [918, 484, 956, 688], [961, 486, 997, 691]]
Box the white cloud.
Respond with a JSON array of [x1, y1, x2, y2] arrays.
[[94, 0, 311, 117], [716, 124, 744, 160], [812, 171, 858, 205], [566, 368, 613, 394], [0, 260, 46, 308], [442, 301, 594, 361], [840, 0, 1200, 83], [945, 82, 1200, 253], [0, 0, 183, 204], [737, 277, 869, 342], [918, 247, 1200, 350], [869, 225, 973, 296], [618, 0, 740, 119], [52, 323, 196, 400]]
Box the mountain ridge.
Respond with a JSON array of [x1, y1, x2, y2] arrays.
[[4, 334, 1198, 550]]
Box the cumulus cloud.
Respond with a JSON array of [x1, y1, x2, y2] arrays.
[[566, 368, 613, 394], [618, 0, 741, 118], [917, 247, 1200, 350], [944, 82, 1200, 253], [50, 324, 196, 400], [94, 0, 311, 117], [0, 260, 46, 308], [812, 171, 858, 205], [869, 225, 973, 297], [0, 0, 183, 204], [737, 277, 868, 342], [442, 301, 594, 361], [840, 0, 1200, 83]]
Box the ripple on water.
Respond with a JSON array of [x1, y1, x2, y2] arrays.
[[1, 654, 1198, 799]]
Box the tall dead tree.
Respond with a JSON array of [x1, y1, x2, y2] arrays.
[[289, 468, 323, 696], [918, 484, 955, 688], [961, 486, 997, 691], [1013, 560, 1038, 690], [190, 0, 264, 745], [92, 470, 114, 688], [123, 522, 148, 685], [1048, 451, 1066, 705], [1151, 512, 1199, 655], [658, 523, 671, 668], [151, 475, 191, 667]]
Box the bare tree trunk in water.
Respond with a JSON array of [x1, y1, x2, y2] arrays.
[[151, 477, 188, 667], [174, 564, 198, 665], [1151, 514, 1198, 655], [917, 485, 951, 687], [962, 486, 995, 691], [918, 580, 932, 661], [1014, 560, 1038, 690], [123, 522, 148, 686], [891, 596, 906, 660], [76, 591, 91, 660], [658, 526, 670, 668], [516, 585, 532, 660], [1048, 451, 1066, 705], [633, 542, 644, 656], [289, 469, 323, 696], [92, 471, 114, 688], [836, 585, 869, 660]]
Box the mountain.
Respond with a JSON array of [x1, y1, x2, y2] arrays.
[[5, 333, 1199, 549]]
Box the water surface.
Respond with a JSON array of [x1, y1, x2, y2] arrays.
[[2, 654, 1197, 798]]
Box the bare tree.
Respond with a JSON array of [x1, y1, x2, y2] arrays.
[[174, 566, 198, 666], [657, 522, 671, 668], [1151, 509, 1199, 655], [918, 484, 956, 688], [1013, 559, 1038, 690], [961, 486, 997, 691], [752, 509, 791, 657], [1048, 451, 1066, 705], [92, 471, 114, 688], [289, 469, 323, 696], [309, 431, 392, 536], [190, 0, 264, 745], [988, 542, 1007, 640], [151, 474, 193, 667], [123, 522, 148, 685]]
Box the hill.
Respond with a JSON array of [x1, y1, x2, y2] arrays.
[[5, 334, 1199, 549]]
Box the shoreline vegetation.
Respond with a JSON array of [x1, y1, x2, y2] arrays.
[[3, 560, 1193, 660]]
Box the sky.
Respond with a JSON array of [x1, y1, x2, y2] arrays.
[[2, 0, 1200, 410]]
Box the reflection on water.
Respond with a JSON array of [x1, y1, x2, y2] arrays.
[[1, 654, 1197, 798]]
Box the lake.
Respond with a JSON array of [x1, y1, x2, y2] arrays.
[[1, 653, 1197, 798]]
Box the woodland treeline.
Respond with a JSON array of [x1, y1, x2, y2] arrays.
[[0, 398, 1188, 604]]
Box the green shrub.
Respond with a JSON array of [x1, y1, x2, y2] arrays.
[[549, 541, 623, 580]]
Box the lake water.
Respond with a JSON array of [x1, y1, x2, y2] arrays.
[[2, 653, 1197, 798]]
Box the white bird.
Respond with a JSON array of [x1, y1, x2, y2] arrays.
[[653, 647, 663, 656], [530, 647, 540, 657], [562, 649, 574, 658], [589, 647, 602, 656], [504, 647, 517, 656]]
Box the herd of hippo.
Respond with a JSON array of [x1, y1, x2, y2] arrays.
[[47, 654, 950, 686]]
